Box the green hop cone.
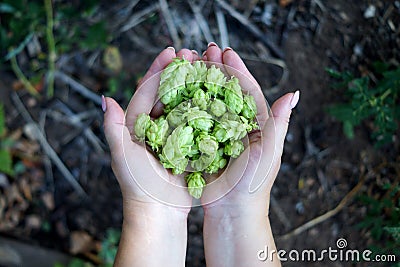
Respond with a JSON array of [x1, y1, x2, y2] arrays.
[[204, 65, 226, 97], [210, 98, 227, 117], [213, 118, 247, 142], [190, 133, 218, 171], [185, 172, 206, 199], [224, 77, 244, 114], [187, 108, 214, 132], [205, 148, 227, 174], [146, 116, 169, 151], [224, 140, 244, 158], [197, 133, 218, 155], [159, 58, 192, 108], [192, 89, 210, 110], [241, 94, 257, 120], [134, 113, 150, 141], [159, 125, 194, 174], [166, 101, 191, 128], [186, 60, 207, 96]]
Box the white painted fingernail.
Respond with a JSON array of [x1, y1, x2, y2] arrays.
[[290, 90, 300, 109]]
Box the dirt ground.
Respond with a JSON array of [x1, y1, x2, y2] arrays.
[[0, 0, 399, 266]]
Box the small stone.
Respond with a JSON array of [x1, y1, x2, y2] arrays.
[[364, 5, 376, 19]]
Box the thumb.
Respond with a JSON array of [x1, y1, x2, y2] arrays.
[[248, 91, 299, 193], [264, 90, 300, 158], [103, 96, 131, 158]]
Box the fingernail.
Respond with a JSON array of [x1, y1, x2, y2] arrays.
[[290, 90, 300, 109], [101, 95, 107, 112], [207, 42, 218, 48], [166, 46, 175, 52], [223, 47, 233, 53], [202, 50, 207, 57], [191, 50, 198, 56]]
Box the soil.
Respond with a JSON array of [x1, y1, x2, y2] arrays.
[[0, 0, 399, 266]]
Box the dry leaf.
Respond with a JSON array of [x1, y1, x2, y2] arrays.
[[70, 231, 95, 255], [19, 177, 32, 201], [25, 214, 41, 230], [41, 191, 55, 210]]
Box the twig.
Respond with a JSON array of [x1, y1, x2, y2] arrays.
[[215, 6, 230, 48], [49, 101, 105, 153], [44, 0, 56, 97], [188, 2, 213, 44], [243, 0, 259, 18], [54, 71, 102, 105], [216, 0, 284, 59], [239, 53, 288, 94], [279, 176, 365, 240], [11, 92, 87, 198], [10, 56, 39, 97], [120, 3, 159, 33], [271, 195, 292, 230], [312, 0, 326, 13], [158, 0, 181, 49]]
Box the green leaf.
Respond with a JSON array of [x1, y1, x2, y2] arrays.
[[325, 68, 343, 79], [343, 120, 354, 139], [326, 104, 358, 124], [79, 22, 109, 50], [0, 149, 13, 176], [0, 104, 5, 136]]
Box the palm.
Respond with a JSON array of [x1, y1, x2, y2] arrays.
[[121, 48, 205, 208], [200, 46, 289, 212]]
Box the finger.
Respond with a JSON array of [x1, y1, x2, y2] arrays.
[[248, 91, 299, 193], [149, 49, 195, 118], [204, 42, 223, 65], [222, 48, 268, 127], [176, 48, 194, 62], [191, 50, 200, 61], [103, 97, 136, 161], [138, 47, 176, 88], [126, 48, 176, 132]]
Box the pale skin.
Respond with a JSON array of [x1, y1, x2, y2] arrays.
[[103, 43, 299, 267]]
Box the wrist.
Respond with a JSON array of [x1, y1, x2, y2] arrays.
[[115, 199, 188, 267], [203, 198, 270, 220], [122, 198, 189, 226]]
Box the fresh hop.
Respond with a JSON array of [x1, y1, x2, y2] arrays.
[[134, 58, 258, 198]]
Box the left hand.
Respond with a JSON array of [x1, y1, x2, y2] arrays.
[[103, 47, 201, 216]]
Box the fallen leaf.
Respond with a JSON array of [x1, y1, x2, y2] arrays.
[[70, 231, 95, 255], [19, 177, 32, 201], [25, 214, 41, 230], [41, 191, 55, 210]]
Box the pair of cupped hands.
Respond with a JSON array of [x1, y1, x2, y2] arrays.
[[103, 44, 299, 220]]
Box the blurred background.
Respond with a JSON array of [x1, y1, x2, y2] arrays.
[[0, 0, 399, 266]]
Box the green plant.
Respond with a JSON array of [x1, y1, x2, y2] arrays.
[[1, 0, 110, 97], [357, 182, 400, 262], [326, 63, 400, 147], [98, 228, 121, 267], [54, 228, 121, 267], [0, 104, 14, 176]]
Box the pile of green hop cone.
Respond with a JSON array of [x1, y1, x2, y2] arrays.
[[134, 58, 258, 199]]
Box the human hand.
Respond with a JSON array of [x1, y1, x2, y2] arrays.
[[103, 47, 206, 212], [103, 47, 203, 266], [200, 45, 299, 216], [200, 44, 297, 267]]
